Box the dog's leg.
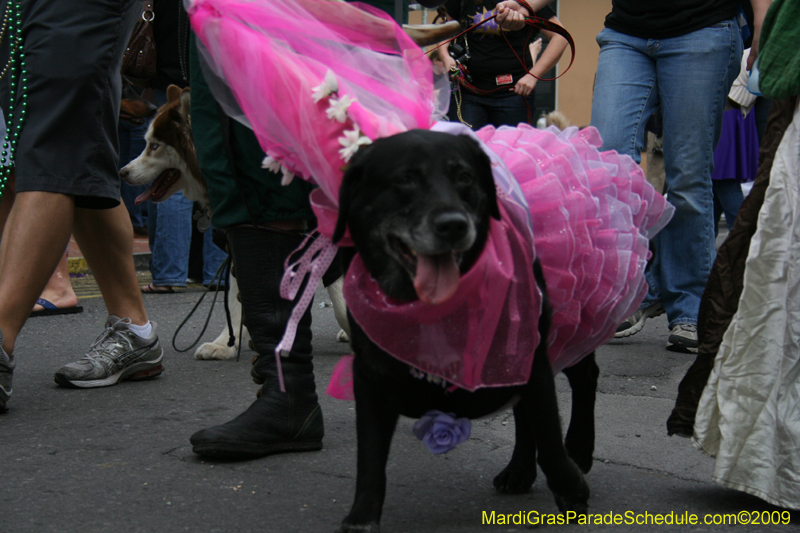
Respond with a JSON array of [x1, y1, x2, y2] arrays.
[[195, 272, 249, 360], [493, 400, 539, 494], [494, 352, 599, 492], [326, 276, 351, 343], [525, 347, 590, 514], [337, 368, 399, 533], [563, 352, 599, 473]]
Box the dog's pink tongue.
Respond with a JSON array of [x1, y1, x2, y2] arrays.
[[414, 252, 460, 305], [134, 186, 155, 206]]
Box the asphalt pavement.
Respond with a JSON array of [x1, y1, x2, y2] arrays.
[[1, 280, 797, 532]]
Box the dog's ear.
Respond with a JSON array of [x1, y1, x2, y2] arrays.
[[461, 136, 500, 220], [178, 88, 191, 123], [332, 147, 370, 244], [166, 84, 183, 104]]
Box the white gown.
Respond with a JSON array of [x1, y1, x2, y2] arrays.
[[694, 97, 800, 511]]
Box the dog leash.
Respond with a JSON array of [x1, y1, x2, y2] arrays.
[[172, 255, 241, 360], [434, 1, 576, 126]]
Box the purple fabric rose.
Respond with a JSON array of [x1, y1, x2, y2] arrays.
[[413, 410, 472, 454]]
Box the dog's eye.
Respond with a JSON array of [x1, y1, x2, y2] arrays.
[[394, 171, 416, 189], [150, 142, 160, 151], [455, 171, 473, 187]]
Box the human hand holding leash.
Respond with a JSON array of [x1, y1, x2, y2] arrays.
[[495, 1, 528, 30], [512, 37, 543, 95], [513, 73, 537, 96]]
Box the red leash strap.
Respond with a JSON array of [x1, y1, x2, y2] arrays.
[[429, 5, 576, 85], [516, 0, 576, 80], [430, 2, 577, 101]]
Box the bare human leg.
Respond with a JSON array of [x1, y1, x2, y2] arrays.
[[0, 173, 78, 316], [0, 191, 75, 355], [32, 252, 80, 313], [72, 203, 148, 326]]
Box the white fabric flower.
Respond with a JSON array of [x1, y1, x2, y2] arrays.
[[311, 70, 338, 103], [261, 155, 281, 173], [338, 125, 372, 163], [326, 94, 356, 123], [280, 166, 295, 186]]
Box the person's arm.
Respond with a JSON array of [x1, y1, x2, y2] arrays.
[[435, 9, 458, 72], [512, 17, 568, 96], [496, 0, 556, 30], [438, 40, 458, 72], [522, 0, 556, 10], [747, 0, 772, 69]]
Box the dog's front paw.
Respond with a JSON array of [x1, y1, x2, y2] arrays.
[[194, 342, 237, 360], [565, 435, 594, 474], [335, 521, 380, 533], [493, 465, 537, 494], [337, 329, 350, 343], [550, 471, 590, 516]]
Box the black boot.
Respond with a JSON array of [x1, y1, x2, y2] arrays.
[[190, 226, 323, 459]]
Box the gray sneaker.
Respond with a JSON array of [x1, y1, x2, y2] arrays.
[[0, 330, 13, 413], [614, 301, 665, 338], [666, 324, 698, 354], [54, 316, 164, 388]]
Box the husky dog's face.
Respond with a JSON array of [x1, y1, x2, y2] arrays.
[[119, 85, 208, 206]]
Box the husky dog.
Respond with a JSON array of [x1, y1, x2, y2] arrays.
[[120, 86, 349, 361]]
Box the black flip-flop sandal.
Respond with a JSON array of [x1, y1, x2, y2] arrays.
[[141, 282, 175, 294]]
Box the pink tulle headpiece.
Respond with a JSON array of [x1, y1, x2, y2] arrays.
[[188, 0, 674, 395], [188, 0, 440, 206]]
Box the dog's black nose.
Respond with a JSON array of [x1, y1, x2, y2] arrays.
[[432, 211, 470, 241], [119, 167, 128, 179]]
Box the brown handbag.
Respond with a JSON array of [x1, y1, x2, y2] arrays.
[[122, 0, 157, 88]]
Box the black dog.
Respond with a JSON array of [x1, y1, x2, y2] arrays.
[[332, 129, 598, 532]]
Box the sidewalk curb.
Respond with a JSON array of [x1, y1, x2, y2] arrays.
[[68, 252, 151, 275]]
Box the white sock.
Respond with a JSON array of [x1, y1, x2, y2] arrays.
[[127, 321, 153, 339]]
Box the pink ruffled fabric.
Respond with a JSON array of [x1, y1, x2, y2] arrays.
[[476, 124, 672, 372]]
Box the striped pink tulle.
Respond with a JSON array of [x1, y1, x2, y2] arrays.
[[189, 0, 436, 205]]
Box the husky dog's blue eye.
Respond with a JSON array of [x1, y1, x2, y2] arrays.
[[150, 142, 159, 151]]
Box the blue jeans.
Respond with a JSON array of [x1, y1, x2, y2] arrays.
[[712, 180, 744, 233], [148, 192, 193, 286], [590, 22, 742, 329], [449, 90, 536, 129], [148, 194, 228, 286]]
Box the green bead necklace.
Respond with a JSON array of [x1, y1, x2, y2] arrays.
[[0, 0, 26, 200]]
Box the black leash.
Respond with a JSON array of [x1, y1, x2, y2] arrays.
[[172, 255, 239, 358]]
